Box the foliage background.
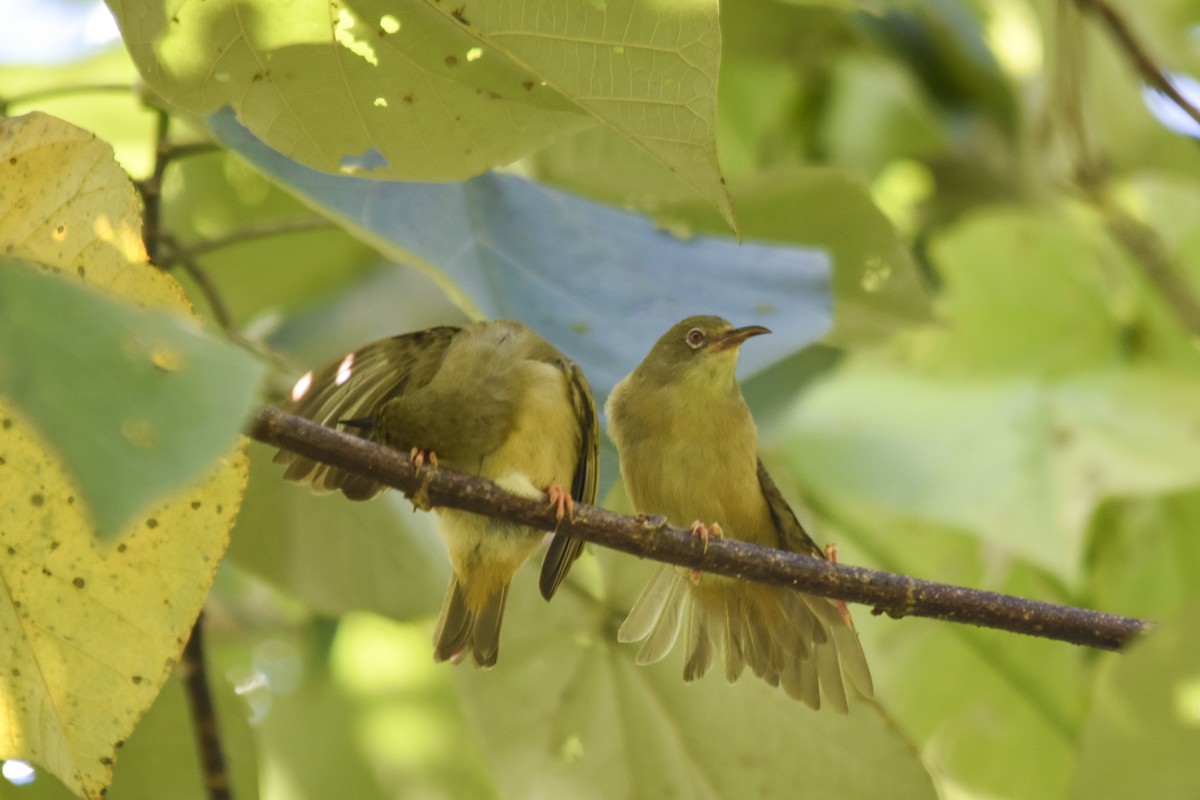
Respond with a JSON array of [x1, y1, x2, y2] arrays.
[[3, 0, 1200, 798]]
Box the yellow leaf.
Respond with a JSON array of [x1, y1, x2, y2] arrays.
[[0, 112, 248, 799]]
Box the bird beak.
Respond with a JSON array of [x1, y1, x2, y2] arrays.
[[711, 325, 771, 351]]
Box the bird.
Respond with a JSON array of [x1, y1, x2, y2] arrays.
[[273, 321, 599, 667], [606, 315, 873, 710]]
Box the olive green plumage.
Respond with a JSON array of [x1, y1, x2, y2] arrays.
[[275, 320, 599, 667], [606, 316, 873, 710]]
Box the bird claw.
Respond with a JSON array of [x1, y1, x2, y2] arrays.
[[410, 447, 439, 470], [406, 447, 438, 512], [687, 521, 723, 584], [690, 520, 724, 554], [546, 484, 574, 531], [824, 542, 855, 628]]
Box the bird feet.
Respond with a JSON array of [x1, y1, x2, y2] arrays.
[[546, 484, 575, 530], [406, 448, 438, 511], [687, 521, 723, 584], [824, 542, 855, 628], [410, 447, 439, 470]]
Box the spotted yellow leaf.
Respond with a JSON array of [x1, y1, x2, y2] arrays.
[[0, 112, 255, 798]]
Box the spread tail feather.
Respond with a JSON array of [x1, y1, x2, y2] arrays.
[[618, 566, 874, 709], [432, 577, 508, 668]]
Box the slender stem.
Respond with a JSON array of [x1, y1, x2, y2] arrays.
[[159, 234, 239, 335], [1075, 0, 1200, 133], [251, 407, 1151, 652], [157, 217, 336, 266], [180, 612, 232, 800], [138, 109, 172, 265]]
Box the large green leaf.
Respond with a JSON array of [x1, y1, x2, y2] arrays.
[[781, 362, 1200, 583], [0, 263, 263, 537], [1068, 597, 1200, 800], [1087, 489, 1200, 620], [0, 671, 259, 800], [778, 209, 1200, 582], [108, 0, 736, 226], [229, 442, 446, 620], [450, 549, 936, 800], [210, 111, 834, 399]]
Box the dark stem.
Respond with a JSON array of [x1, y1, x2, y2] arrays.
[[138, 109, 172, 265], [180, 612, 231, 800], [250, 407, 1151, 652], [160, 234, 240, 334], [1075, 0, 1200, 134], [157, 217, 337, 265]]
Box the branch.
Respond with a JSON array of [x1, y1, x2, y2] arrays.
[[180, 612, 232, 800], [250, 407, 1151, 652]]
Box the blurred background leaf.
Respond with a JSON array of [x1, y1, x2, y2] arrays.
[[7, 0, 1200, 796]]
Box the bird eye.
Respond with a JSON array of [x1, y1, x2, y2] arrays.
[[685, 327, 706, 349]]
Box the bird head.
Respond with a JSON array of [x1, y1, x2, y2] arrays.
[[637, 316, 771, 387]]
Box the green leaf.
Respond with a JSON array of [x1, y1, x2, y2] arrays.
[[109, 0, 735, 227], [721, 168, 933, 347], [818, 53, 949, 176], [451, 551, 937, 800], [0, 672, 258, 800], [925, 210, 1134, 375], [781, 363, 1200, 582], [0, 263, 264, 536], [1088, 490, 1200, 620], [229, 443, 446, 620], [330, 614, 499, 799], [1068, 597, 1200, 800]]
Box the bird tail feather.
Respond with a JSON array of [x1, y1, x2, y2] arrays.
[[618, 567, 874, 710], [432, 577, 508, 668]]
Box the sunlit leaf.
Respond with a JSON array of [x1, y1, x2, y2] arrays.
[[0, 111, 250, 800], [109, 0, 736, 226], [0, 403, 245, 799]]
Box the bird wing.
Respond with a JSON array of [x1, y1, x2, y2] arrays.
[[756, 458, 822, 558], [273, 326, 461, 499], [538, 357, 600, 600]]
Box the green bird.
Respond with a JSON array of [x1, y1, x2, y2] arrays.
[[274, 321, 599, 667], [606, 316, 873, 710]]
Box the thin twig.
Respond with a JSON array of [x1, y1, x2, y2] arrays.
[[180, 612, 232, 800], [137, 109, 172, 264], [1075, 0, 1200, 132], [157, 217, 336, 265], [158, 234, 240, 335], [250, 407, 1151, 652]]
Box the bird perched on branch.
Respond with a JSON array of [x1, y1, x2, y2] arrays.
[[606, 316, 872, 710], [274, 321, 599, 667]]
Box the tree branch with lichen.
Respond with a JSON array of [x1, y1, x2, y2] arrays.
[[250, 407, 1150, 653]]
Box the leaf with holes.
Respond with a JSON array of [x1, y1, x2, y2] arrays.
[[108, 0, 736, 228], [0, 112, 252, 799]]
